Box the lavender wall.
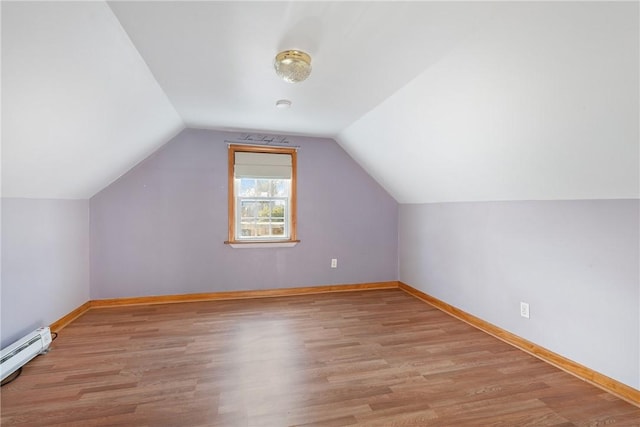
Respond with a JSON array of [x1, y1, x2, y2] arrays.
[[399, 199, 640, 389], [1, 198, 90, 348], [90, 129, 398, 299]]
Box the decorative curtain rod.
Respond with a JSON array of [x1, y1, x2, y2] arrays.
[[225, 141, 301, 150]]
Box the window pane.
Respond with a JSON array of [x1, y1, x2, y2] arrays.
[[238, 178, 255, 196], [241, 201, 257, 218], [274, 180, 287, 197], [258, 201, 270, 222], [272, 200, 285, 217], [256, 179, 270, 196]]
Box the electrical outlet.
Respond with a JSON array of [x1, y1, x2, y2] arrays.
[[331, 258, 338, 268], [520, 302, 530, 319]]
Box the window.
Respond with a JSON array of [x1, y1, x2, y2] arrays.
[[227, 145, 298, 246]]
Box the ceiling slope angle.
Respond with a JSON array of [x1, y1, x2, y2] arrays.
[[338, 2, 639, 204], [2, 1, 184, 199], [107, 1, 498, 137]]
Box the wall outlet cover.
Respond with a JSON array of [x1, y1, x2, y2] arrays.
[[520, 302, 530, 319]]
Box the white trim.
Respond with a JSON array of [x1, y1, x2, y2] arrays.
[[227, 241, 299, 249]]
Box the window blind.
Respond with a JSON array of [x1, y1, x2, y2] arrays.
[[234, 152, 292, 179]]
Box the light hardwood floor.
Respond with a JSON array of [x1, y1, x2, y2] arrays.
[[2, 289, 639, 426]]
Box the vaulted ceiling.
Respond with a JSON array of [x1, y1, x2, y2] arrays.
[[2, 1, 638, 202]]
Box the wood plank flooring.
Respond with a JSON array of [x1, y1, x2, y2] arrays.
[[1, 289, 639, 426]]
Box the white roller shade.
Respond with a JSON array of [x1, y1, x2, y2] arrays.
[[234, 152, 292, 179]]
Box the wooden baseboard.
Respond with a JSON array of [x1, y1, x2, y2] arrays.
[[398, 281, 640, 407], [49, 282, 400, 329], [49, 301, 92, 332], [90, 281, 399, 308]]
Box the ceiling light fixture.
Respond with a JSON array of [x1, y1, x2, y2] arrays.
[[275, 99, 292, 109], [274, 50, 312, 83]]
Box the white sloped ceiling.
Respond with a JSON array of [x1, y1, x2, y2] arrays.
[[2, 2, 638, 203], [2, 1, 184, 199], [338, 2, 639, 203]]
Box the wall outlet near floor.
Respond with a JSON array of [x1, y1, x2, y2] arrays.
[[520, 302, 530, 319], [331, 258, 338, 269]]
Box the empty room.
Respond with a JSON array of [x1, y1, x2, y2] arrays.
[[1, 1, 639, 425]]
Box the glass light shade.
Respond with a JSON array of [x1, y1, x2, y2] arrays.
[[274, 50, 312, 83]]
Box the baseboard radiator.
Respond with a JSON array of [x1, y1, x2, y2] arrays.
[[0, 327, 52, 382]]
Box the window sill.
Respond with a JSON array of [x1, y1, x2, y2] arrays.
[[224, 240, 300, 249]]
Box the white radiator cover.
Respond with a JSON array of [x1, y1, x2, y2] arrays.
[[0, 327, 52, 382]]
